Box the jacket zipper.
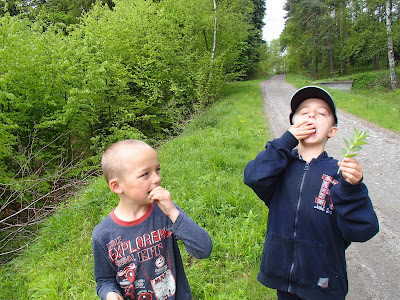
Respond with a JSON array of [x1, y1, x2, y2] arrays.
[[288, 161, 310, 293]]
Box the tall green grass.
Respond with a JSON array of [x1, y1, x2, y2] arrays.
[[0, 78, 276, 299], [286, 73, 400, 133]]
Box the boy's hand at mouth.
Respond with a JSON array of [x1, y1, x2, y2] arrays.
[[289, 120, 316, 141], [148, 186, 179, 222]]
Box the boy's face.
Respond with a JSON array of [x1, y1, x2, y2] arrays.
[[293, 98, 337, 145], [114, 144, 161, 203]]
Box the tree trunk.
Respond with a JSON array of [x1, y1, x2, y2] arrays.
[[341, 4, 348, 76], [211, 0, 217, 64], [374, 54, 379, 70], [385, 0, 398, 89], [328, 33, 334, 78], [203, 29, 209, 51]]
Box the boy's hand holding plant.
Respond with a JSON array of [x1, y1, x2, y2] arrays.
[[337, 128, 369, 185]]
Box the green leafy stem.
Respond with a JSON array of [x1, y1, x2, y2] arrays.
[[337, 128, 369, 174]]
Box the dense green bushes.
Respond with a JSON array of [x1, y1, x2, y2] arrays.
[[351, 70, 394, 91]]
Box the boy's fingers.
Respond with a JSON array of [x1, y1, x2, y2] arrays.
[[148, 186, 163, 197], [149, 191, 161, 200], [342, 157, 357, 164], [292, 120, 307, 127], [339, 162, 363, 184], [149, 188, 171, 202], [340, 159, 363, 173], [342, 172, 362, 184], [292, 121, 314, 130]]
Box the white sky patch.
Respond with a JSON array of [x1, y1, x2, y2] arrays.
[[262, 0, 287, 43]]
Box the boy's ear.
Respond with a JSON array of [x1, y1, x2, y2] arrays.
[[328, 126, 338, 138], [109, 178, 123, 194]]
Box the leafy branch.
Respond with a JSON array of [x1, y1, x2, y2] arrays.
[[337, 128, 369, 174]]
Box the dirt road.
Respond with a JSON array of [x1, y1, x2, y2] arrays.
[[260, 75, 400, 299]]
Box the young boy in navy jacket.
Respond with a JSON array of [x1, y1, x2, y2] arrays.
[[244, 86, 379, 300], [93, 140, 212, 300]]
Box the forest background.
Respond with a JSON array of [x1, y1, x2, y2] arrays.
[[0, 0, 399, 298]]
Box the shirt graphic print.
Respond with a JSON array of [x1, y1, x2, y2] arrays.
[[107, 227, 176, 300]]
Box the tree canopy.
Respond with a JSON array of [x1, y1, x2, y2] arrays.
[[280, 0, 399, 78]]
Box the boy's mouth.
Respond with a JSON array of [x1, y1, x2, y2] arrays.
[[307, 122, 316, 135]]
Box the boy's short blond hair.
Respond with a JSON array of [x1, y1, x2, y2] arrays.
[[101, 140, 149, 183]]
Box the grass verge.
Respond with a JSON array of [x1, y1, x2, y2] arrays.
[[0, 78, 276, 299]]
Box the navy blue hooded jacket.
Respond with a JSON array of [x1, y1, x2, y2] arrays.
[[244, 131, 379, 300]]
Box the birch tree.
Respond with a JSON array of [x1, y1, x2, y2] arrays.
[[212, 0, 217, 64], [385, 0, 398, 89]]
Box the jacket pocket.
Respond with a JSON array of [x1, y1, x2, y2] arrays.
[[260, 233, 292, 279], [293, 240, 346, 294]]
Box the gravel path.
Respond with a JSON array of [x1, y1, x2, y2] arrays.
[[260, 75, 400, 299]]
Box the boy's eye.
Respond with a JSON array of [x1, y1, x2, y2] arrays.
[[299, 108, 309, 115], [318, 109, 329, 116]]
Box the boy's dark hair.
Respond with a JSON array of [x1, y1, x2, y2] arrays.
[[289, 85, 338, 126]]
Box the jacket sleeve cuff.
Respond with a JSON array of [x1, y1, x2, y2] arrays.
[[339, 176, 363, 196], [274, 130, 299, 151], [169, 210, 183, 232]]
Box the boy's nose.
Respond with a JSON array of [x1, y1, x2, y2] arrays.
[[152, 173, 161, 184]]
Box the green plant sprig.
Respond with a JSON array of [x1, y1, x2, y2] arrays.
[[337, 127, 369, 174]]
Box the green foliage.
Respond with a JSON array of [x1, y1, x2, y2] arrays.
[[0, 0, 263, 160], [0, 0, 264, 169], [340, 128, 369, 158], [338, 127, 369, 174], [281, 0, 399, 78], [351, 70, 393, 91], [1, 0, 115, 24], [257, 41, 286, 76], [0, 78, 276, 299]]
